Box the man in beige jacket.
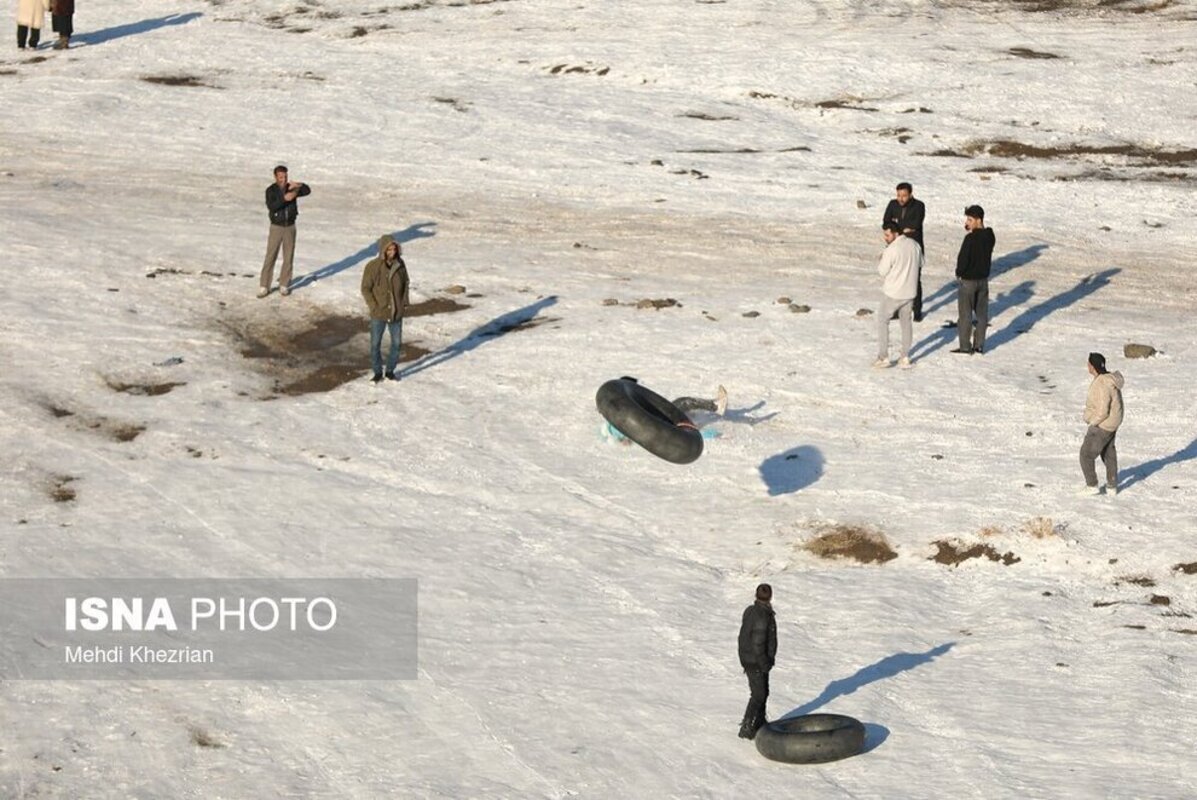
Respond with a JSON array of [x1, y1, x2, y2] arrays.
[[1079, 352, 1125, 495]]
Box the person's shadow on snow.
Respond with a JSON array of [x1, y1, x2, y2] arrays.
[[778, 642, 955, 753], [287, 222, 437, 293], [919, 243, 1048, 320], [402, 295, 559, 378], [759, 445, 823, 496], [75, 12, 203, 47], [1119, 435, 1197, 492], [983, 267, 1119, 353]]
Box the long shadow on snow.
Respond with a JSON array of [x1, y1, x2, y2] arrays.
[[983, 267, 1120, 354], [1119, 435, 1197, 492], [912, 267, 1118, 360], [780, 642, 955, 722], [74, 12, 202, 46], [919, 243, 1050, 320], [403, 295, 559, 378], [759, 445, 823, 496], [288, 221, 437, 293]]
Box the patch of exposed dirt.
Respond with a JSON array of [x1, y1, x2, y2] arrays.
[[803, 525, 897, 565], [931, 540, 1021, 566], [105, 378, 186, 397], [546, 63, 610, 76], [406, 297, 470, 317], [39, 400, 146, 442], [141, 75, 221, 89], [432, 96, 471, 112], [1008, 46, 1061, 59], [962, 139, 1197, 166], [1174, 562, 1197, 575], [815, 98, 878, 112], [678, 112, 739, 121], [189, 727, 226, 749], [1115, 575, 1156, 587], [221, 304, 457, 396], [48, 474, 78, 503]]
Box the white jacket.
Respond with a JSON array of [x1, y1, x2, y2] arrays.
[[877, 235, 923, 300], [17, 0, 49, 28]]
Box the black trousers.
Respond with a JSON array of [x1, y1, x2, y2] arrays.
[[52, 15, 74, 37], [17, 25, 42, 49], [741, 669, 770, 731]]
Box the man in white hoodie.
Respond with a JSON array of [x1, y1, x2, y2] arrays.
[[875, 222, 924, 369], [1079, 352, 1125, 495]]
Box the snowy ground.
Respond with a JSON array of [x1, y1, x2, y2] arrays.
[[2, 0, 1196, 797]]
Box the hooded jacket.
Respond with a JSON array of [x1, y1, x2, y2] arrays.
[[738, 601, 777, 672], [878, 234, 923, 301], [361, 235, 410, 322], [956, 227, 996, 281], [1084, 371, 1125, 432]]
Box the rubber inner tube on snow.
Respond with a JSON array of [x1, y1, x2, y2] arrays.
[[595, 378, 704, 465], [754, 714, 866, 764]]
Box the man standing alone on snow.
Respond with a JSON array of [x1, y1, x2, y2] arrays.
[[952, 205, 996, 355], [875, 222, 923, 369], [1079, 352, 1124, 495], [738, 583, 778, 740], [259, 164, 310, 298], [882, 182, 926, 320], [361, 235, 410, 383]]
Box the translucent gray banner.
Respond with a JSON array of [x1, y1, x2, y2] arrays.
[[0, 579, 417, 679]]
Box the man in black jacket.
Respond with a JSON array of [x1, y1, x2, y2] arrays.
[[882, 182, 926, 320], [737, 583, 778, 739], [259, 164, 311, 298], [952, 205, 996, 354]]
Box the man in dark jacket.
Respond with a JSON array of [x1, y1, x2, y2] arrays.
[[952, 205, 996, 354], [737, 583, 778, 739], [259, 164, 311, 298], [882, 182, 926, 320], [360, 234, 410, 383]]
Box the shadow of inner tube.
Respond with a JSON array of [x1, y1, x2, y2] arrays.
[[595, 378, 703, 464]]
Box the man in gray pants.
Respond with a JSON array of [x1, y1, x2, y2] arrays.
[[1079, 352, 1125, 495], [259, 165, 311, 298], [952, 205, 996, 354]]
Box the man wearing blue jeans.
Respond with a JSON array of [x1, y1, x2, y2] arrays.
[[360, 235, 410, 383]]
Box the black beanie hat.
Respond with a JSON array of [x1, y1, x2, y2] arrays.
[[1088, 352, 1107, 373]]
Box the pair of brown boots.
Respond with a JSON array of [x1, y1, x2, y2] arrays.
[[53, 35, 69, 50]]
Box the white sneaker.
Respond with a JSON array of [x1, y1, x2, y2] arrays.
[[872, 357, 891, 369], [256, 287, 269, 298], [280, 286, 291, 296], [715, 385, 728, 416], [1075, 485, 1101, 496], [1106, 485, 1118, 496], [897, 356, 913, 369]]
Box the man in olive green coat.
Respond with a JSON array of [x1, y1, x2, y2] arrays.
[[360, 235, 410, 383]]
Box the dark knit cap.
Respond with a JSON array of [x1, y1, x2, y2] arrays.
[[1088, 352, 1107, 373]]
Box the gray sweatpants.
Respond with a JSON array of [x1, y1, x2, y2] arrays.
[[1080, 425, 1118, 488], [877, 295, 913, 360], [261, 224, 297, 290], [957, 279, 989, 352]]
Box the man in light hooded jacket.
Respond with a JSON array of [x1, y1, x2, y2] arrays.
[[875, 222, 923, 369], [361, 234, 410, 383], [1079, 352, 1125, 495]]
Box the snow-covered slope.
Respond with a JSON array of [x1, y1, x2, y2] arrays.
[[1, 1, 1195, 797]]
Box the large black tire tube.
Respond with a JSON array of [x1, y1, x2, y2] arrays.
[[754, 714, 866, 764], [595, 378, 703, 465]]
